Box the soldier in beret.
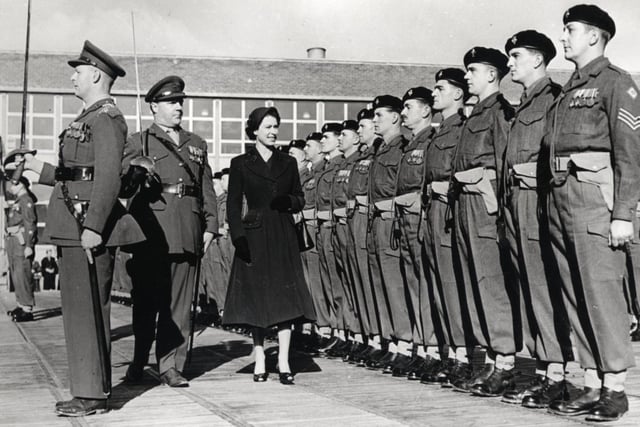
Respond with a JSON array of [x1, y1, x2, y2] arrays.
[[544, 5, 640, 421], [288, 139, 308, 172], [450, 46, 517, 395], [420, 68, 471, 386], [365, 95, 411, 373], [314, 123, 348, 354], [22, 40, 145, 416], [500, 30, 572, 409], [392, 87, 436, 379], [125, 76, 218, 388]]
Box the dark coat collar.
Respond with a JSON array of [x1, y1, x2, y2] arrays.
[[244, 147, 290, 181]]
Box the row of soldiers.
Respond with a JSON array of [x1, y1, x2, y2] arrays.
[[259, 4, 639, 423]]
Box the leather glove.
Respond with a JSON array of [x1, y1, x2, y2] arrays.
[[233, 236, 251, 263], [270, 195, 292, 212]]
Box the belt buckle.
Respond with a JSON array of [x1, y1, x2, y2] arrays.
[[176, 183, 185, 198], [80, 168, 91, 181]]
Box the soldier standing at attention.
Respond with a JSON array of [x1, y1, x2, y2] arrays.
[[500, 30, 573, 408], [450, 47, 517, 396], [22, 40, 145, 416], [392, 87, 436, 379], [544, 5, 640, 422], [4, 175, 37, 322], [365, 95, 410, 373], [126, 76, 218, 388]]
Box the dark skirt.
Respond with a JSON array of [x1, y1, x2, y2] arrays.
[[222, 210, 316, 328]]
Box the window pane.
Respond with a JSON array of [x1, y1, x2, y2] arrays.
[[33, 117, 53, 135], [296, 123, 317, 139], [8, 116, 24, 134], [193, 120, 213, 139], [324, 102, 345, 121], [142, 118, 154, 129], [221, 143, 243, 154], [115, 96, 140, 116], [63, 95, 83, 114], [126, 118, 139, 133], [221, 99, 242, 118], [8, 93, 24, 112], [207, 141, 214, 154], [31, 137, 55, 151], [221, 121, 242, 139], [244, 142, 256, 152], [297, 101, 316, 120], [278, 122, 293, 141], [245, 100, 267, 116], [33, 95, 53, 113], [192, 99, 213, 118], [4, 136, 19, 151], [347, 102, 368, 118], [272, 100, 293, 119]]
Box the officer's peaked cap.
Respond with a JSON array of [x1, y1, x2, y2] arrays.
[[68, 40, 126, 79]]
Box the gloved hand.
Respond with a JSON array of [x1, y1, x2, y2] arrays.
[[270, 195, 292, 212], [233, 236, 251, 263]]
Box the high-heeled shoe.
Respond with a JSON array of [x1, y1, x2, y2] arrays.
[[253, 372, 268, 382], [279, 372, 295, 385]]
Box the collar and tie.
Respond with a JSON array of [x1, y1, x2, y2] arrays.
[[165, 127, 180, 145]]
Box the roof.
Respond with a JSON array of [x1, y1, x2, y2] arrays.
[[1, 52, 639, 103]]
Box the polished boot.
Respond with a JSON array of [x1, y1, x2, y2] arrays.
[[381, 352, 400, 374], [366, 350, 394, 370], [357, 347, 380, 367], [318, 336, 341, 354], [55, 398, 108, 417], [502, 375, 545, 404], [452, 363, 494, 393], [585, 388, 629, 422], [521, 378, 569, 408], [390, 354, 415, 377], [325, 339, 349, 358], [13, 310, 34, 322], [441, 360, 472, 388], [547, 386, 600, 416], [343, 342, 367, 363], [471, 368, 515, 397], [419, 358, 448, 384], [406, 356, 430, 381]]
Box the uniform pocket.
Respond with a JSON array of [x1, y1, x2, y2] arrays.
[[586, 221, 609, 240]]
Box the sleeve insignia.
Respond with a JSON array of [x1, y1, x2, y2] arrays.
[[618, 108, 640, 131], [627, 87, 638, 100]]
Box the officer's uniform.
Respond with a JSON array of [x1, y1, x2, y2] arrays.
[[395, 88, 436, 346], [5, 190, 37, 311], [315, 132, 346, 332], [127, 76, 218, 377], [503, 32, 572, 369], [367, 96, 411, 342], [37, 41, 144, 402], [452, 48, 518, 358]]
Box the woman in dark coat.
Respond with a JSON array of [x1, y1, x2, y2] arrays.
[[223, 107, 315, 384]]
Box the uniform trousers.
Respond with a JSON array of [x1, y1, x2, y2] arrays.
[[422, 198, 469, 348], [548, 175, 635, 372], [504, 186, 571, 363], [454, 192, 519, 356], [59, 246, 114, 399], [347, 211, 377, 336], [6, 236, 34, 307], [368, 214, 412, 342], [317, 220, 342, 329], [130, 247, 198, 374], [334, 220, 359, 333], [301, 221, 331, 328]]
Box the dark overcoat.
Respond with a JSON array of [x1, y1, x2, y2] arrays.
[[223, 147, 316, 328]]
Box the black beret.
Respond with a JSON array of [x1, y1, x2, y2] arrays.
[[213, 172, 223, 180], [435, 68, 468, 92], [372, 95, 403, 113], [563, 4, 615, 38], [289, 139, 307, 150], [145, 76, 186, 103], [221, 168, 230, 175], [306, 132, 323, 141], [68, 40, 126, 78], [341, 120, 359, 132], [245, 107, 281, 140], [402, 87, 434, 106], [505, 30, 557, 63], [321, 122, 342, 135], [357, 108, 374, 121], [278, 145, 291, 153], [463, 46, 509, 77]]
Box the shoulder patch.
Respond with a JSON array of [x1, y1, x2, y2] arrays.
[[98, 102, 123, 118], [628, 87, 638, 100]]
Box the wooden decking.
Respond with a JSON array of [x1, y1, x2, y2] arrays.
[[1, 288, 640, 427]]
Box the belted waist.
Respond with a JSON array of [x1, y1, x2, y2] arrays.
[[425, 181, 449, 203], [161, 183, 198, 198], [508, 162, 537, 189], [6, 225, 22, 235], [55, 166, 94, 181]]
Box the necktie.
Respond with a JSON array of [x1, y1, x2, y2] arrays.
[[166, 128, 179, 145]]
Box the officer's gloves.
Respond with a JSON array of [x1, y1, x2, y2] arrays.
[[233, 236, 251, 264], [270, 195, 293, 212]]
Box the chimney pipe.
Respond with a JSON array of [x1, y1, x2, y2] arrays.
[[306, 47, 326, 59]]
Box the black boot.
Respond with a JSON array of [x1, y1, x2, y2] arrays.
[[585, 388, 629, 422], [521, 378, 569, 408], [547, 386, 601, 416]]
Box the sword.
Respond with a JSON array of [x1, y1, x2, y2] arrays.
[[186, 253, 203, 367]]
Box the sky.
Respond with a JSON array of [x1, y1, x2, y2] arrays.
[[1, 0, 639, 72]]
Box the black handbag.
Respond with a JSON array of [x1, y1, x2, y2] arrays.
[[295, 219, 314, 252]]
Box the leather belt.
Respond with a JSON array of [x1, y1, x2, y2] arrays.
[[55, 166, 94, 181], [554, 156, 571, 172], [162, 183, 198, 198]]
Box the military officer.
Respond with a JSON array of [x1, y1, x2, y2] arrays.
[[4, 175, 37, 322], [365, 95, 410, 373], [451, 47, 517, 395], [392, 87, 436, 379], [420, 69, 471, 386], [500, 30, 572, 408], [543, 5, 640, 422], [125, 76, 218, 387], [315, 123, 347, 352], [22, 40, 145, 416]]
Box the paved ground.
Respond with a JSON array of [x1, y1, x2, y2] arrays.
[[1, 288, 640, 427]]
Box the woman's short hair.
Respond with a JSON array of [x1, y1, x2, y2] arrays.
[[245, 106, 281, 140]]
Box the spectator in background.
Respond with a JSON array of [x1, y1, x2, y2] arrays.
[[41, 249, 59, 291]]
